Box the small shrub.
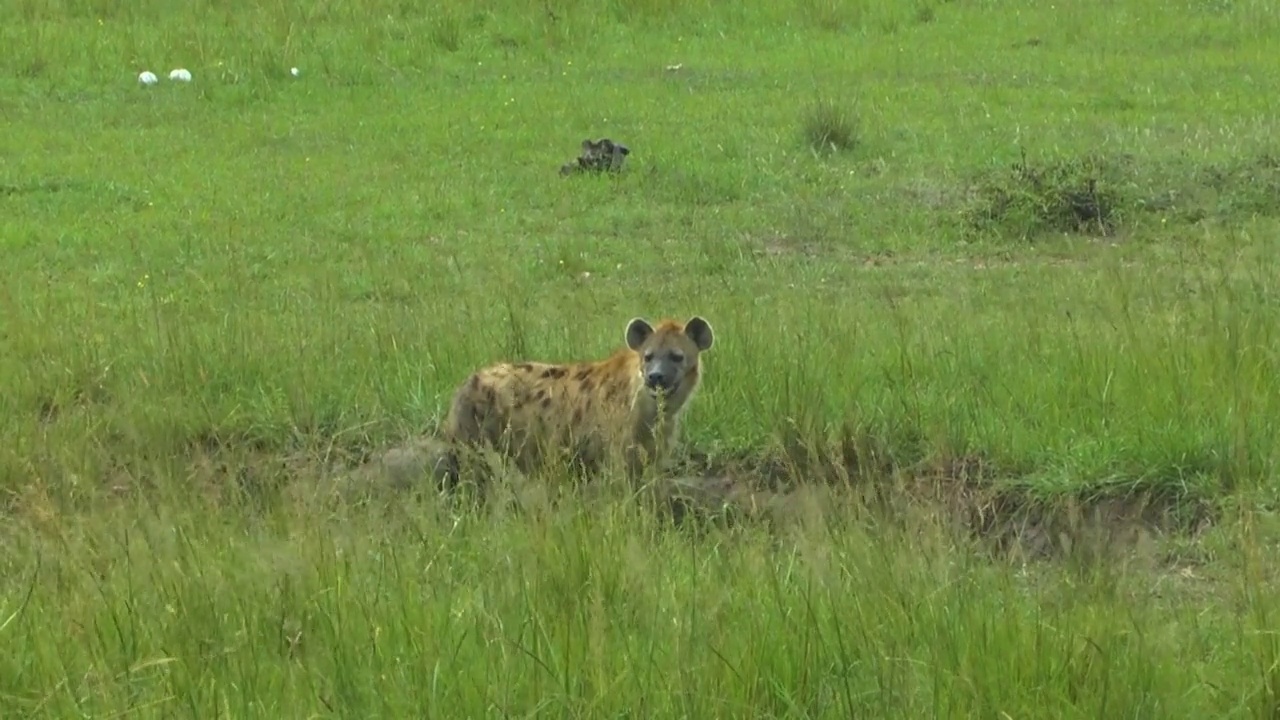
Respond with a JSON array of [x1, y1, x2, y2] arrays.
[[962, 150, 1129, 240], [796, 0, 870, 31], [429, 12, 463, 52], [802, 97, 860, 155], [1195, 153, 1280, 218]]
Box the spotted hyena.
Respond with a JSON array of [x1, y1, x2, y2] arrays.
[[559, 138, 631, 176], [437, 315, 714, 489]]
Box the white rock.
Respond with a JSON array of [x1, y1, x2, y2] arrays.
[[138, 71, 158, 86], [290, 67, 300, 77], [168, 68, 192, 82]]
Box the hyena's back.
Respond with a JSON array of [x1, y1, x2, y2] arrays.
[[443, 360, 630, 475]]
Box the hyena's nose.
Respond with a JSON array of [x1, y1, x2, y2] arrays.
[[645, 371, 666, 388]]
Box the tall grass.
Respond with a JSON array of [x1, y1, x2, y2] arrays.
[[3, 0, 1280, 715], [5, 235, 1276, 501], [2, 490, 1277, 717]]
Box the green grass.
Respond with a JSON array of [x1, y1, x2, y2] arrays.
[[4, 0, 1280, 715]]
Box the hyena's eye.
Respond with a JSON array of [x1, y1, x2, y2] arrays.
[[643, 351, 655, 362], [671, 352, 685, 364]]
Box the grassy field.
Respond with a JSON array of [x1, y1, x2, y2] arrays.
[[4, 0, 1280, 715]]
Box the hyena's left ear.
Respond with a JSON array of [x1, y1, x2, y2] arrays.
[[684, 316, 714, 351], [626, 318, 655, 351]]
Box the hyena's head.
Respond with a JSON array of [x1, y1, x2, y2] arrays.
[[625, 316, 714, 402], [581, 138, 630, 171]]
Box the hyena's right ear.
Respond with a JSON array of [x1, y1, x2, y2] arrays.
[[581, 138, 598, 155], [625, 318, 655, 351]]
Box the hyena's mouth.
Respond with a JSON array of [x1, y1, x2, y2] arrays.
[[646, 379, 680, 397]]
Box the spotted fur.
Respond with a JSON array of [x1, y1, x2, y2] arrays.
[[438, 316, 714, 487]]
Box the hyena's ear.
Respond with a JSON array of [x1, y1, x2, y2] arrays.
[[581, 138, 597, 155], [626, 318, 655, 351], [684, 316, 714, 351]]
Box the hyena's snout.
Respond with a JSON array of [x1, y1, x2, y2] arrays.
[[643, 360, 683, 394]]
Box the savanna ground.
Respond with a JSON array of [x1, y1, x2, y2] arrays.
[[3, 0, 1280, 716]]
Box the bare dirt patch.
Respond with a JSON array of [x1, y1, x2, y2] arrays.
[[662, 448, 1213, 564], [314, 434, 1215, 568], [668, 449, 1207, 573], [14, 428, 1210, 572], [6, 409, 1206, 576]]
